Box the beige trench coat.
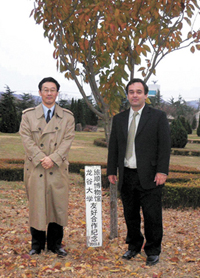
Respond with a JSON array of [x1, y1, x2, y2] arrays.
[[19, 104, 75, 231]]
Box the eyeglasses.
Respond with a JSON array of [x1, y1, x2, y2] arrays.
[[42, 89, 57, 93]]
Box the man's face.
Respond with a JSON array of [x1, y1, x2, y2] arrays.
[[127, 82, 148, 111], [39, 82, 59, 108]]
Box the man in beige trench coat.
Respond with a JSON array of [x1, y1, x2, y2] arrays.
[[19, 77, 75, 257]]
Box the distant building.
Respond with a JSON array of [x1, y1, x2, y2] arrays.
[[148, 83, 160, 97], [167, 114, 174, 124]]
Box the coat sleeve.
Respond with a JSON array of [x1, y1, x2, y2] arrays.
[[49, 113, 75, 167], [19, 112, 46, 167], [107, 116, 119, 176], [156, 111, 171, 175]]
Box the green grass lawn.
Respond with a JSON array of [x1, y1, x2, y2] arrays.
[[0, 131, 200, 168]]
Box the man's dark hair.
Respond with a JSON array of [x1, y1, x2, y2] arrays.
[[125, 78, 149, 95], [38, 77, 60, 91]]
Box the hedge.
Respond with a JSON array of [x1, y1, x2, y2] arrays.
[[163, 183, 200, 209], [188, 139, 200, 144], [171, 149, 200, 156], [0, 159, 200, 208], [69, 161, 107, 173], [0, 159, 107, 181], [0, 159, 24, 181], [94, 138, 200, 156]]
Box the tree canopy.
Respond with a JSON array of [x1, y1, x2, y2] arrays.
[[32, 0, 200, 141]]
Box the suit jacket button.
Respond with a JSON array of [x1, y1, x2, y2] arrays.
[[50, 172, 53, 175], [40, 143, 44, 147], [54, 143, 57, 146], [55, 127, 58, 130], [40, 174, 43, 177]]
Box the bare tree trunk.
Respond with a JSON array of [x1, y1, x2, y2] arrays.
[[103, 113, 112, 146], [104, 114, 118, 239], [109, 181, 118, 239]]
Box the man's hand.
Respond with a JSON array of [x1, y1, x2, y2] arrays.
[[108, 175, 118, 185], [40, 156, 54, 169], [154, 173, 167, 186]]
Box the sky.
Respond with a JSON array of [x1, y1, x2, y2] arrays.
[[0, 0, 200, 102]]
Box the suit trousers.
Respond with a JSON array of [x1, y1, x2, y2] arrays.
[[30, 222, 63, 251], [121, 167, 163, 256]]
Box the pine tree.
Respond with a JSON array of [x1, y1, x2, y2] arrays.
[[0, 86, 19, 133], [16, 93, 36, 122], [58, 99, 70, 109], [70, 96, 98, 127], [82, 96, 98, 126]]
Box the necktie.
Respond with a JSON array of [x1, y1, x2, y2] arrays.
[[125, 111, 138, 160], [46, 109, 51, 123]]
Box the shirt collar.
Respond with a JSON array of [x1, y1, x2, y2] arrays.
[[42, 104, 55, 117], [129, 104, 145, 118]]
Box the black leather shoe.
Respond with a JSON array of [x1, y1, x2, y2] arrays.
[[29, 249, 41, 255], [122, 250, 140, 260], [52, 248, 67, 257], [146, 255, 159, 266]]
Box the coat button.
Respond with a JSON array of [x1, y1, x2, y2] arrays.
[[50, 172, 53, 175], [40, 174, 43, 177], [40, 143, 44, 147], [38, 127, 41, 131], [28, 157, 32, 161], [54, 143, 57, 146], [55, 127, 58, 130], [62, 157, 66, 161]]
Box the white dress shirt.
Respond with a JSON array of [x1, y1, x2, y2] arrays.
[[124, 105, 145, 169]]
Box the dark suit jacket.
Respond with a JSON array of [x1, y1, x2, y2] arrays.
[[107, 104, 171, 191]]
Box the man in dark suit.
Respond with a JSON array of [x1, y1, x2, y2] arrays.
[[107, 78, 171, 266]]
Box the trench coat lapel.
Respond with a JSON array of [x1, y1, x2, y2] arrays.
[[34, 104, 46, 132], [136, 104, 151, 137]]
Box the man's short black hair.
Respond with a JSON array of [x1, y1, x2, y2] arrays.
[[38, 77, 60, 91], [125, 78, 149, 95]]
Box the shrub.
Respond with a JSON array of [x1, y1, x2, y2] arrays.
[[192, 115, 197, 130], [186, 120, 192, 134], [170, 118, 188, 148], [94, 138, 107, 148], [178, 116, 192, 134]]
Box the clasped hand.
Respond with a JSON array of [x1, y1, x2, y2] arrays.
[[40, 156, 54, 169]]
